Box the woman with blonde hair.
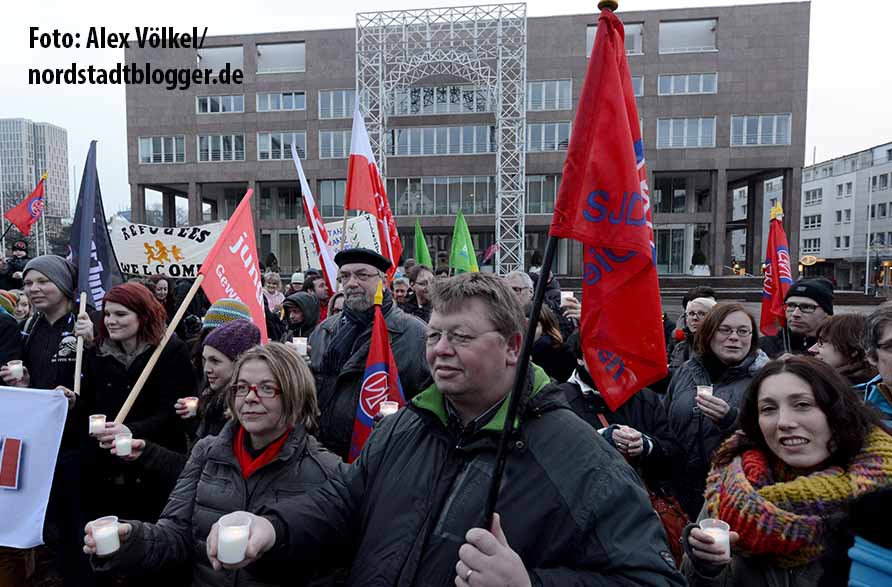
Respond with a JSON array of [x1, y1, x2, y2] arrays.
[[86, 342, 341, 586]]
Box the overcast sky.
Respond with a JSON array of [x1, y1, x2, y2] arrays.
[[1, 0, 887, 215]]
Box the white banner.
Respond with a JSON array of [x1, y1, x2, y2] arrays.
[[298, 213, 381, 271], [108, 216, 227, 278], [0, 387, 68, 548]]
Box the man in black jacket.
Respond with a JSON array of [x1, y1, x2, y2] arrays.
[[208, 273, 684, 586], [759, 277, 833, 357]]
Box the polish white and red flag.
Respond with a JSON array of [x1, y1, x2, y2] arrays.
[[291, 144, 338, 295], [345, 102, 402, 280]]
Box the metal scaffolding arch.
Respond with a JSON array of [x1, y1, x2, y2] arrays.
[[356, 3, 527, 273]]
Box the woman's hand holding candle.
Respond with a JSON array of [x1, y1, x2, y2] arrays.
[[96, 422, 131, 450], [112, 438, 145, 461]]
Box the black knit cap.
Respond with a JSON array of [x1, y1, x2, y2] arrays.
[[785, 277, 834, 315], [333, 248, 391, 272]]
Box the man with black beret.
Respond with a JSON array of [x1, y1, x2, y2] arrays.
[[760, 277, 834, 358], [307, 248, 431, 459]]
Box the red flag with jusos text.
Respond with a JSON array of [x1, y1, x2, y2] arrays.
[[549, 8, 666, 411]]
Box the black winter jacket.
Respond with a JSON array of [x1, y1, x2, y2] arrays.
[[92, 421, 342, 587], [758, 329, 816, 358], [308, 305, 431, 459], [258, 366, 685, 586], [282, 292, 320, 340], [660, 351, 769, 519]]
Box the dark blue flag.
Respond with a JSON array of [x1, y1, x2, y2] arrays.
[[69, 141, 122, 310]]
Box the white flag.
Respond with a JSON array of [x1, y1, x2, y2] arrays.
[[291, 144, 339, 294], [0, 387, 67, 548]]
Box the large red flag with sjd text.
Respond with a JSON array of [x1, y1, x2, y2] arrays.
[[549, 8, 666, 411], [198, 189, 268, 342], [348, 282, 404, 462], [760, 207, 793, 336], [5, 173, 46, 237]]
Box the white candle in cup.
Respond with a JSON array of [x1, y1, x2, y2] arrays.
[[699, 518, 731, 558], [89, 414, 107, 436], [217, 512, 251, 565], [7, 360, 23, 380], [378, 401, 399, 417], [696, 385, 714, 398], [183, 397, 199, 417], [293, 337, 308, 356], [115, 433, 133, 457], [91, 516, 121, 556], [560, 291, 575, 304]]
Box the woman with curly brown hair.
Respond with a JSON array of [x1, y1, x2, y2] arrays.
[[681, 356, 892, 586]]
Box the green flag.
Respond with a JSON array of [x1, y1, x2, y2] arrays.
[[449, 211, 479, 274], [414, 218, 432, 269]]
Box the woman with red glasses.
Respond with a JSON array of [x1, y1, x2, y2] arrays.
[[85, 342, 341, 587]]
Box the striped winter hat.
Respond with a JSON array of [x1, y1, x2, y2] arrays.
[[0, 290, 16, 315], [202, 298, 252, 331]]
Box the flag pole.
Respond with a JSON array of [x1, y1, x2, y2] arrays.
[[340, 209, 349, 251], [73, 293, 87, 397], [114, 274, 205, 423], [483, 234, 559, 528]]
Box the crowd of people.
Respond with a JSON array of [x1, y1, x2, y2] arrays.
[[1, 244, 892, 586]]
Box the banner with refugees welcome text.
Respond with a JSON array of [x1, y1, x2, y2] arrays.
[[109, 216, 226, 278]]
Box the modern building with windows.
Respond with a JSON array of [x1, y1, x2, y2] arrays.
[[125, 1, 808, 276], [800, 141, 892, 291], [0, 118, 69, 254]]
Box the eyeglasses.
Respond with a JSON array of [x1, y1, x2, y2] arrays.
[[716, 326, 753, 338], [425, 328, 500, 348], [786, 302, 818, 314], [686, 310, 707, 319], [336, 270, 379, 285], [232, 383, 281, 398]]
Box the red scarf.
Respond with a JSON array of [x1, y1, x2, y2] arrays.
[[233, 425, 291, 480]]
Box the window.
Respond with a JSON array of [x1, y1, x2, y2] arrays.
[[586, 22, 643, 56], [257, 42, 305, 74], [803, 188, 822, 205], [834, 237, 841, 249], [385, 125, 495, 156], [846, 182, 853, 195], [874, 233, 887, 246], [844, 236, 850, 248], [659, 19, 717, 53], [845, 209, 852, 223], [317, 180, 346, 217], [197, 134, 245, 162], [527, 122, 571, 152], [872, 176, 878, 191], [887, 148, 892, 162], [803, 214, 821, 230], [526, 175, 562, 213], [836, 184, 844, 197], [138, 136, 185, 164], [656, 117, 715, 148], [257, 131, 307, 160], [631, 76, 643, 97], [527, 80, 572, 111], [730, 114, 791, 146], [802, 238, 821, 253], [880, 203, 888, 218], [657, 73, 717, 95], [385, 175, 496, 216], [391, 84, 491, 116], [196, 46, 243, 70], [835, 210, 842, 223], [319, 89, 355, 119], [197, 95, 244, 114], [881, 174, 890, 190], [257, 91, 306, 112], [319, 130, 351, 159]]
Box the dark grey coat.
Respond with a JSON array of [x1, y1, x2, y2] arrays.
[[92, 421, 341, 587]]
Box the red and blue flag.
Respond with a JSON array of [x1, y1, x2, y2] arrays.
[[549, 7, 666, 411], [348, 281, 405, 462], [5, 173, 46, 237], [760, 204, 793, 336]]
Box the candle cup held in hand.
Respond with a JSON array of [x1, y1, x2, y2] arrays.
[[91, 516, 121, 556], [114, 432, 133, 457], [6, 360, 23, 380], [699, 518, 731, 558], [89, 414, 106, 436], [183, 397, 199, 418], [292, 337, 308, 356], [217, 512, 251, 565], [696, 385, 714, 398], [378, 401, 399, 417]]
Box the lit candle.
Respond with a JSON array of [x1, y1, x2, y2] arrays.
[[183, 397, 199, 417], [89, 414, 106, 436], [699, 518, 731, 558], [378, 401, 399, 417], [91, 516, 120, 556], [218, 526, 250, 564], [293, 337, 308, 356], [696, 385, 713, 397], [115, 433, 132, 457], [6, 360, 23, 380]]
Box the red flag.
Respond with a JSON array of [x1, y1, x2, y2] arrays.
[[198, 189, 268, 342], [345, 103, 402, 280], [5, 173, 46, 237], [348, 282, 404, 462], [760, 206, 793, 336], [549, 8, 666, 411]]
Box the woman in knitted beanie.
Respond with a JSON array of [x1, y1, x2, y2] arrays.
[[681, 356, 892, 586]]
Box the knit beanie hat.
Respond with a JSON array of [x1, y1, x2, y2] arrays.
[[0, 290, 15, 315], [785, 277, 834, 315], [202, 298, 252, 331], [22, 255, 77, 300], [203, 319, 260, 361]]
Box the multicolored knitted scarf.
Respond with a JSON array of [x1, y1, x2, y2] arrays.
[[703, 428, 892, 567]]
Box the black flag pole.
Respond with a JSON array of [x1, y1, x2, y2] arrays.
[[483, 234, 560, 528]]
